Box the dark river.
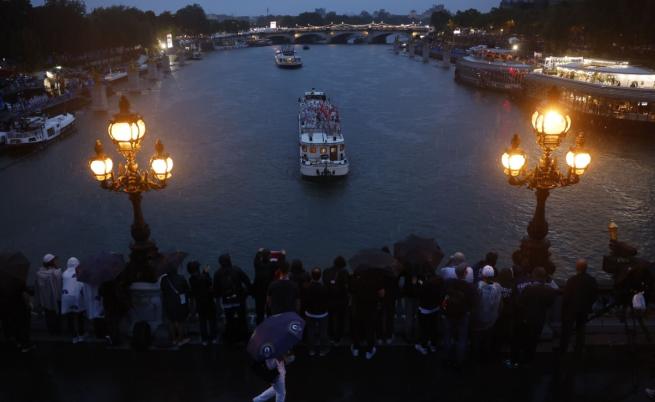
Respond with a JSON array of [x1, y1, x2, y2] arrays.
[[2, 45, 654, 281]]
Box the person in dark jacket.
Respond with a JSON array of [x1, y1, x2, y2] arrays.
[[302, 268, 330, 356], [514, 267, 557, 365], [350, 269, 385, 360], [442, 264, 476, 366], [267, 262, 299, 315], [253, 249, 276, 324], [160, 266, 191, 346], [322, 256, 349, 344], [187, 261, 217, 346], [400, 262, 421, 343], [559, 259, 598, 354], [415, 271, 443, 355], [377, 246, 399, 345], [214, 254, 251, 344], [495, 267, 517, 366]]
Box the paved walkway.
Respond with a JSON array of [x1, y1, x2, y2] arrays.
[[3, 339, 655, 402]]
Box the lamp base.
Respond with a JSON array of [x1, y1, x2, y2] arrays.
[[127, 240, 160, 283], [517, 236, 555, 276]]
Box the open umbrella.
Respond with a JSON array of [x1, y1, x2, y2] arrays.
[[77, 252, 125, 286], [247, 312, 305, 362], [393, 234, 444, 269], [0, 252, 30, 283], [349, 249, 398, 275], [153, 251, 188, 278]]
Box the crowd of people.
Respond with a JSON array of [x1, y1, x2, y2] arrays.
[[1, 247, 605, 371]]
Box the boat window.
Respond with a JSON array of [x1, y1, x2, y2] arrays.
[[340, 144, 345, 151], [309, 146, 316, 153], [302, 145, 307, 152], [320, 147, 327, 154]]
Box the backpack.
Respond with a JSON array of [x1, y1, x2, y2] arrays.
[[442, 284, 468, 318], [220, 268, 241, 304]]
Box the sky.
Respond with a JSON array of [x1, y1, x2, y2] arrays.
[[32, 1, 499, 16]]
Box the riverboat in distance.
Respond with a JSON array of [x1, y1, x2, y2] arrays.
[[298, 89, 349, 178], [524, 57, 655, 129], [3, 113, 75, 148], [275, 46, 303, 69], [455, 46, 534, 93]]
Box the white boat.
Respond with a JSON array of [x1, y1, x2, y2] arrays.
[[298, 90, 349, 178], [104, 69, 128, 83], [4, 113, 75, 148], [275, 47, 302, 69], [454, 46, 534, 93], [190, 50, 203, 60]]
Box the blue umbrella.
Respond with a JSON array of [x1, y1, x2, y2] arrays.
[[247, 312, 305, 362], [77, 252, 125, 286]]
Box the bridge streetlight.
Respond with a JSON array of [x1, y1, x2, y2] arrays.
[[500, 95, 591, 274], [88, 96, 174, 282]]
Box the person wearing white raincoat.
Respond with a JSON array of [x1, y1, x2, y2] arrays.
[[61, 257, 86, 343]]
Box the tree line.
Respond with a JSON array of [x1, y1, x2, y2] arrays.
[[430, 0, 655, 58], [0, 1, 249, 69]]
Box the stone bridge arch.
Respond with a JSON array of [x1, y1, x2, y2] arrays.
[[367, 31, 413, 44], [267, 33, 293, 44], [294, 32, 330, 44], [328, 32, 366, 44]]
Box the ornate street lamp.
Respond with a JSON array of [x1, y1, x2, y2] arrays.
[[500, 96, 591, 274], [88, 96, 174, 281]]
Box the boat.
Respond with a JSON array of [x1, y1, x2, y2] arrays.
[[4, 113, 75, 148], [103, 69, 127, 83], [298, 89, 349, 178], [303, 45, 310, 50], [190, 50, 203, 60], [454, 46, 534, 93], [275, 46, 303, 69], [523, 57, 655, 128]]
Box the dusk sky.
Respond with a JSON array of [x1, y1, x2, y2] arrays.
[[32, 0, 499, 16]]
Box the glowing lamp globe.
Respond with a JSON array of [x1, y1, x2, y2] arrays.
[[566, 148, 591, 176], [531, 107, 571, 149], [108, 96, 146, 151], [501, 134, 527, 177], [89, 140, 114, 181], [150, 139, 173, 181]]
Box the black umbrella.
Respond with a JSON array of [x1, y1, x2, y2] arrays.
[[393, 234, 444, 269], [247, 312, 305, 362], [77, 252, 126, 286], [153, 251, 188, 278], [349, 249, 398, 274], [0, 252, 30, 283]]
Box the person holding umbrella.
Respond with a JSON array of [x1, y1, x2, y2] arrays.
[[249, 312, 305, 402]]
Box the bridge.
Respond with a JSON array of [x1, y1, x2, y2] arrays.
[[218, 23, 430, 44]]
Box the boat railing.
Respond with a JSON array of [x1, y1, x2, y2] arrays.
[[301, 159, 348, 166]]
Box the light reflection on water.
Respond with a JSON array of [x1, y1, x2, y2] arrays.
[[1, 45, 653, 282]]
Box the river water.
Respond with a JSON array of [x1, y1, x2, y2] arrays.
[[1, 45, 654, 281]]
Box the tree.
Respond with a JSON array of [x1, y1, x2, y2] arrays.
[[175, 4, 208, 34], [430, 10, 451, 32]]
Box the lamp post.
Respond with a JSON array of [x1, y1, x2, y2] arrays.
[[88, 96, 174, 282], [500, 96, 591, 274]]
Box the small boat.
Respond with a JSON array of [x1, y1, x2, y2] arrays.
[[4, 113, 75, 148], [303, 45, 310, 50], [190, 50, 203, 60], [275, 46, 303, 69], [104, 69, 128, 83], [298, 89, 349, 178]]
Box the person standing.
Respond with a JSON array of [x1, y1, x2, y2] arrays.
[[415, 271, 443, 355], [560, 259, 598, 354], [472, 252, 499, 283], [440, 252, 474, 283], [160, 265, 191, 347], [302, 268, 330, 357], [214, 254, 251, 344], [322, 256, 349, 344], [515, 267, 557, 366], [472, 266, 503, 363], [267, 262, 299, 315], [399, 263, 420, 343], [61, 257, 86, 344], [188, 261, 218, 346], [252, 357, 286, 402], [441, 264, 476, 367], [34, 253, 62, 336], [350, 270, 384, 360], [253, 249, 276, 324]]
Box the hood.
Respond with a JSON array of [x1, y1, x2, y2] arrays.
[[67, 257, 80, 270]]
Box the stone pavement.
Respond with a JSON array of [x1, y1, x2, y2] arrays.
[[3, 338, 655, 402]]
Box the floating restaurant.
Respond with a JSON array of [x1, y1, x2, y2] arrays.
[[454, 46, 534, 93], [523, 57, 655, 127]]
